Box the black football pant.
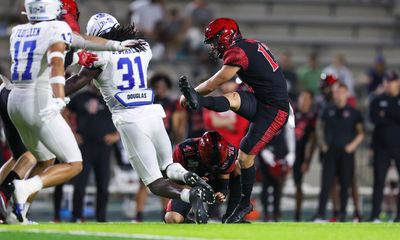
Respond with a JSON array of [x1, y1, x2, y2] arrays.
[[370, 148, 400, 220], [72, 144, 112, 222], [259, 161, 283, 218], [316, 148, 354, 220]]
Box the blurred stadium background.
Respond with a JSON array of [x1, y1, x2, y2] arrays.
[[0, 0, 399, 222]]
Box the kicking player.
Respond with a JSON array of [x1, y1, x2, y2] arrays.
[[6, 0, 84, 222], [64, 13, 214, 224], [179, 18, 293, 223], [164, 131, 243, 224]]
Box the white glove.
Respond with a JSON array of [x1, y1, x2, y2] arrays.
[[39, 98, 66, 122], [285, 152, 296, 167], [260, 149, 275, 167], [110, 39, 147, 51]]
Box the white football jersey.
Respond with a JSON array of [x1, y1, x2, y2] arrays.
[[9, 20, 72, 89], [93, 43, 165, 121]]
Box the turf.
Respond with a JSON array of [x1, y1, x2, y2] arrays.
[[0, 222, 399, 240]]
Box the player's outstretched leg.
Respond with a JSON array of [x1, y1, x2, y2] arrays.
[[179, 76, 235, 113], [179, 76, 201, 110], [147, 178, 209, 224], [165, 163, 215, 204]]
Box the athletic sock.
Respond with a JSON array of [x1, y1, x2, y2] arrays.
[[239, 165, 256, 207], [199, 96, 230, 112], [23, 176, 43, 196], [135, 211, 143, 222], [180, 188, 190, 203], [0, 171, 21, 199], [225, 174, 241, 216], [165, 163, 189, 182]]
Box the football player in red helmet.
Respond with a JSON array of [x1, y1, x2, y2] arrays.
[[165, 131, 243, 223], [179, 18, 292, 223]]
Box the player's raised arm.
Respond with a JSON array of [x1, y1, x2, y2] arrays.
[[65, 67, 101, 96], [195, 65, 240, 96], [72, 32, 146, 52]]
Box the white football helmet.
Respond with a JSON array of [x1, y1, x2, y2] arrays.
[[86, 13, 120, 36], [24, 0, 62, 21]]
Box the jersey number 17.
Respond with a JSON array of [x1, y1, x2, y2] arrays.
[[257, 43, 279, 72]]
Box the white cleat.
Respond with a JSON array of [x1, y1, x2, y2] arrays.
[[372, 218, 382, 223], [5, 210, 37, 225], [12, 180, 31, 222], [313, 218, 328, 223]]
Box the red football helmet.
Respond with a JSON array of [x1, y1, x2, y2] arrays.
[[204, 18, 241, 58], [198, 131, 229, 171], [61, 0, 80, 21], [320, 73, 338, 89]]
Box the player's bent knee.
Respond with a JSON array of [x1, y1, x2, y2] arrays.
[[238, 151, 255, 168], [165, 212, 184, 224], [37, 159, 55, 168], [224, 92, 241, 111], [70, 161, 83, 175]]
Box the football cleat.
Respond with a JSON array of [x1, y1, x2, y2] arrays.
[[179, 76, 201, 110], [224, 204, 253, 224], [184, 172, 215, 204], [12, 180, 31, 223], [189, 187, 208, 224]]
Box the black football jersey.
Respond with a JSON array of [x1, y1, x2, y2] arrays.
[[223, 38, 289, 111]]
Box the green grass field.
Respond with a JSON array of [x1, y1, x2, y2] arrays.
[[1, 222, 400, 240]]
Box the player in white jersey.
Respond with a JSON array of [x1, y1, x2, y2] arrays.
[[64, 13, 214, 223], [6, 0, 84, 221]]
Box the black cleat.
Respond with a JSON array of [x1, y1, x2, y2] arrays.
[[224, 204, 253, 224], [189, 187, 209, 224], [0, 192, 9, 222], [179, 76, 201, 110], [184, 172, 215, 204]]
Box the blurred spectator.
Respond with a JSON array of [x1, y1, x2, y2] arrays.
[[314, 83, 364, 222], [279, 51, 299, 101], [184, 0, 214, 28], [293, 90, 317, 221], [149, 73, 178, 141], [362, 54, 387, 94], [203, 80, 249, 148], [129, 0, 166, 38], [258, 125, 295, 222], [65, 85, 120, 222], [369, 71, 400, 222], [297, 53, 322, 94], [323, 54, 355, 95]]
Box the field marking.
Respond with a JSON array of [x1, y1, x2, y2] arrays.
[[0, 228, 234, 240]]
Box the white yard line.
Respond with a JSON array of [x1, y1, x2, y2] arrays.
[[0, 228, 233, 240]]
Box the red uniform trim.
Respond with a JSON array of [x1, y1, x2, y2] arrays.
[[165, 199, 173, 212], [223, 46, 249, 71], [249, 110, 288, 155]]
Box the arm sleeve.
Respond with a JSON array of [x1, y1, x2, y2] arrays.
[[49, 21, 73, 49], [223, 47, 249, 71]]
